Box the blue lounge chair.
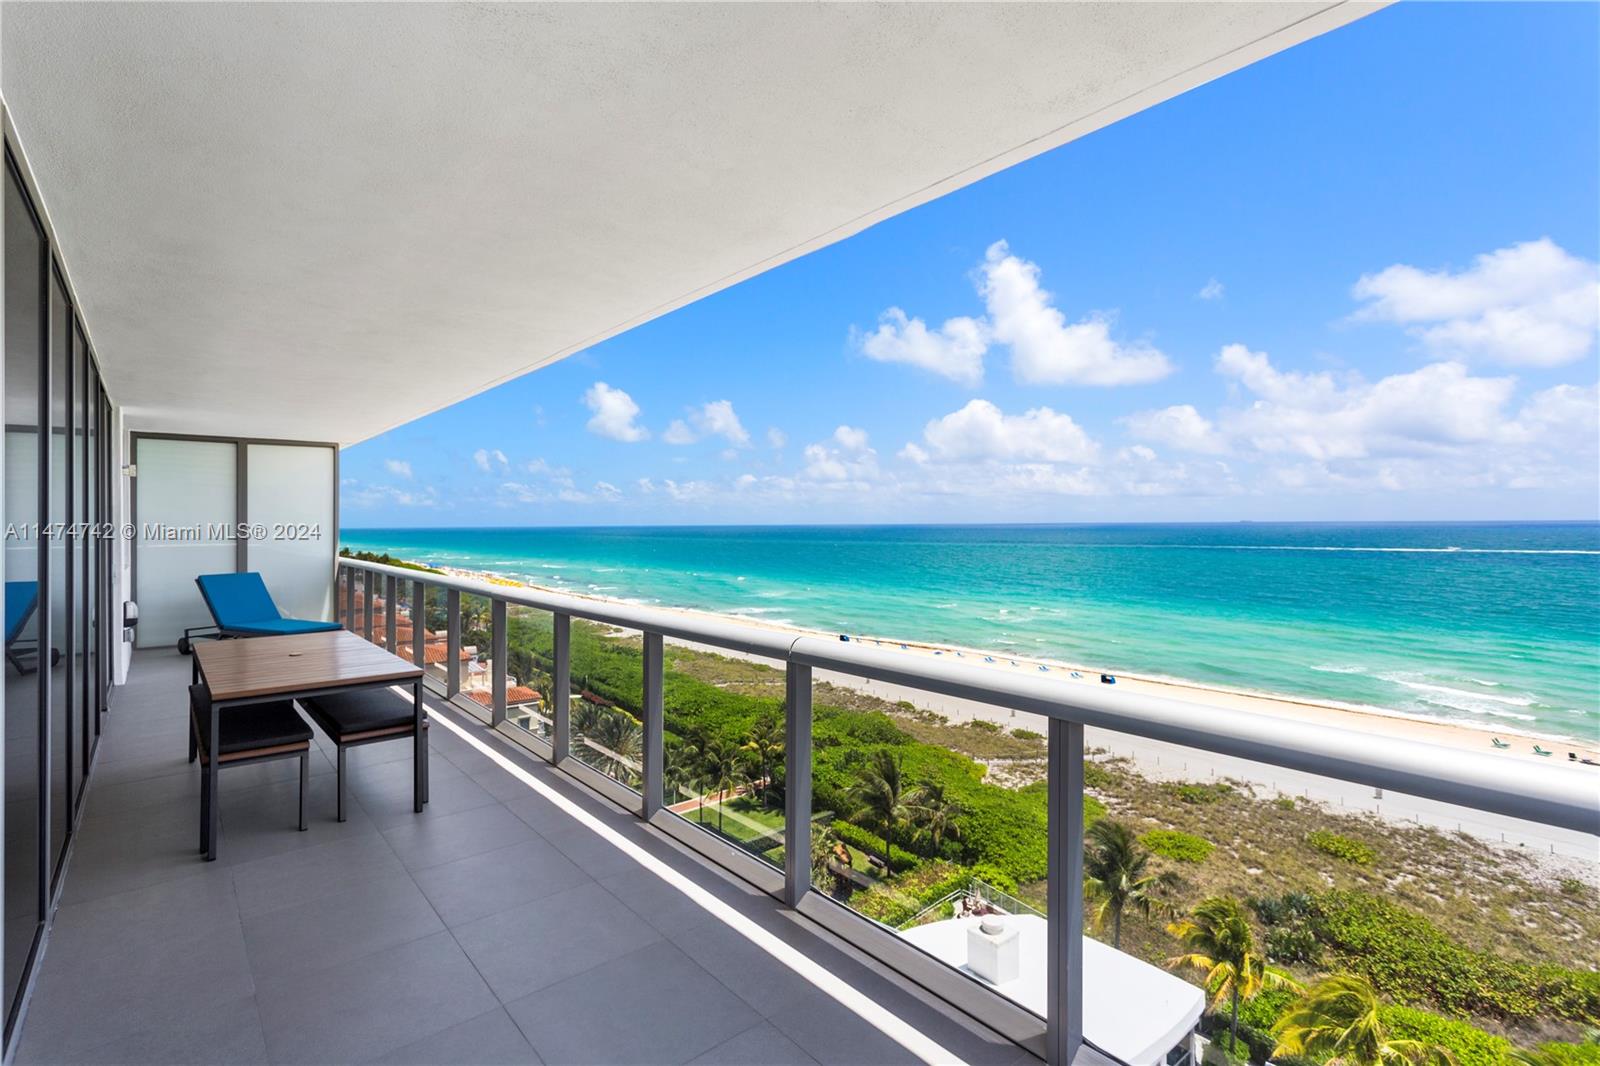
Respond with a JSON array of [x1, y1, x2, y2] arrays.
[[5, 580, 41, 674], [183, 572, 341, 654]]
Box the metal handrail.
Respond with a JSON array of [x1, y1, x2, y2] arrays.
[[336, 556, 1599, 835]]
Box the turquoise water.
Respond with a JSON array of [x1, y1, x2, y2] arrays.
[[340, 523, 1600, 741]]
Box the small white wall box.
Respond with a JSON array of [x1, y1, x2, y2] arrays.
[[967, 916, 1020, 986]]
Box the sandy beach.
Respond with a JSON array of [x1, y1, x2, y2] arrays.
[[430, 562, 1600, 867]]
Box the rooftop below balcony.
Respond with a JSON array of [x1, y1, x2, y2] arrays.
[[14, 650, 1052, 1066]]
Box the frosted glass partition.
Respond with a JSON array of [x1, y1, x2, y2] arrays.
[[246, 444, 334, 622], [134, 439, 236, 648]]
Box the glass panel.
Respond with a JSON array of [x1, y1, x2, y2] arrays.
[[568, 620, 643, 792], [808, 672, 1050, 1018], [46, 272, 69, 875], [661, 642, 786, 870], [416, 585, 449, 693], [245, 444, 333, 622], [502, 604, 553, 741], [391, 578, 415, 663], [71, 322, 87, 796], [132, 438, 236, 649], [453, 592, 494, 720], [3, 161, 44, 1020]]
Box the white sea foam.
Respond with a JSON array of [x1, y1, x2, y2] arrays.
[[1311, 664, 1366, 675], [1088, 544, 1599, 555]]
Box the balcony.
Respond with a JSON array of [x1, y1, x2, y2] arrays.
[[15, 647, 1039, 1066]]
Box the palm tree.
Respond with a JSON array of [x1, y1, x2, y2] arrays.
[[909, 780, 964, 853], [1167, 896, 1301, 1049], [849, 750, 915, 868], [1083, 819, 1180, 950], [592, 710, 642, 783], [700, 741, 738, 835], [1272, 975, 1457, 1066], [740, 718, 785, 805]]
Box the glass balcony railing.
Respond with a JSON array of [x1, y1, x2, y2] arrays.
[[335, 557, 1600, 1066]]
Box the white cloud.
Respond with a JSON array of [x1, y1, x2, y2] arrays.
[[1122, 404, 1228, 455], [1352, 238, 1599, 367], [1120, 343, 1597, 495], [832, 425, 870, 452], [583, 382, 649, 442], [1197, 278, 1225, 301], [348, 481, 438, 508], [472, 448, 509, 472], [384, 459, 413, 479], [663, 479, 714, 502], [801, 426, 879, 483], [899, 442, 929, 464], [858, 307, 988, 385], [980, 241, 1173, 386], [593, 481, 622, 501], [766, 427, 787, 450], [661, 400, 750, 446], [636, 477, 656, 494], [918, 399, 1099, 464], [696, 400, 750, 446]]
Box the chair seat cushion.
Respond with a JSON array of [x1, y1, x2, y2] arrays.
[[189, 684, 312, 761], [224, 618, 343, 636], [300, 688, 423, 743]]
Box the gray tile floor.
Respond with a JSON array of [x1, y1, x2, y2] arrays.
[[15, 650, 1037, 1065]]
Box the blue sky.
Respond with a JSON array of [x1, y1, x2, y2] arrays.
[[343, 3, 1599, 527]]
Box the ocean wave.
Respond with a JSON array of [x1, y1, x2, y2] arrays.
[[1087, 544, 1600, 555], [1383, 675, 1537, 708], [727, 607, 784, 616], [1311, 664, 1366, 675]]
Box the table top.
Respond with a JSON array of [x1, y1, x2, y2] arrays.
[[194, 629, 424, 702]]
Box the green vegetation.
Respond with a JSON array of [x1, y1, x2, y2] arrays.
[[1309, 891, 1600, 1025], [1171, 781, 1235, 804], [1307, 830, 1376, 866], [1141, 828, 1215, 863], [338, 548, 442, 573]]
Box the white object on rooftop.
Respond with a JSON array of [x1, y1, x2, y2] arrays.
[[967, 916, 1021, 986], [899, 915, 1204, 1066]]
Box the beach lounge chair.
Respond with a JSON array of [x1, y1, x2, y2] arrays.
[[183, 572, 341, 654], [5, 580, 51, 675], [983, 656, 994, 663], [1491, 737, 1510, 749], [1100, 674, 1117, 684], [1533, 745, 1553, 757]]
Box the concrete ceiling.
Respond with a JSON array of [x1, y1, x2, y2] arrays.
[[2, 2, 1378, 444]]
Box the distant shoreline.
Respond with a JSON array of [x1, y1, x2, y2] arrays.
[[399, 557, 1598, 762]]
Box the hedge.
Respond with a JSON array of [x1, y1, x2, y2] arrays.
[[830, 820, 920, 873], [1141, 829, 1214, 863], [1311, 890, 1600, 1024]]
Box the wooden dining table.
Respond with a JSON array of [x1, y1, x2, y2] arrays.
[[191, 629, 425, 860]]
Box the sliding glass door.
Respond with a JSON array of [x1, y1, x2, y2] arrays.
[[3, 147, 116, 1043]]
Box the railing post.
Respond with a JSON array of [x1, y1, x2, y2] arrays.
[[491, 598, 508, 727], [384, 574, 397, 654], [784, 662, 813, 908], [552, 612, 570, 763], [1047, 718, 1085, 1065], [411, 579, 425, 668], [641, 631, 664, 817], [343, 566, 355, 629], [362, 569, 375, 642], [446, 588, 461, 697]]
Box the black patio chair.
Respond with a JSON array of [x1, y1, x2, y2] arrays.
[[188, 682, 314, 854]]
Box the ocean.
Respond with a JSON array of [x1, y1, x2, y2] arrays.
[[339, 523, 1600, 741]]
